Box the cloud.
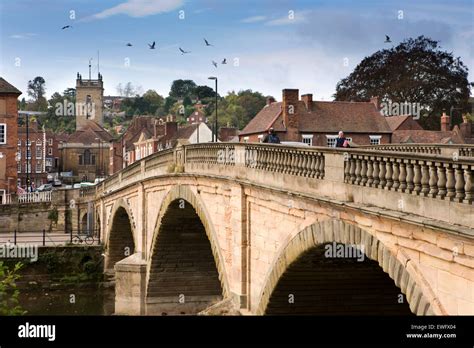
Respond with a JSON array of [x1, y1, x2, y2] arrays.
[[88, 0, 184, 20], [241, 15, 266, 23], [9, 33, 37, 39], [265, 10, 309, 26]]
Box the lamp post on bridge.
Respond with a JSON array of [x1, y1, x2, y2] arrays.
[[208, 76, 218, 142]]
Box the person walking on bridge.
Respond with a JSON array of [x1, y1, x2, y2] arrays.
[[263, 128, 280, 144]]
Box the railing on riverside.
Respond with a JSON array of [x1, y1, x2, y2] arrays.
[[0, 228, 101, 246], [344, 150, 473, 204], [17, 191, 52, 204]]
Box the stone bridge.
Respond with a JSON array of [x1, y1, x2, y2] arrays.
[[81, 143, 474, 315]]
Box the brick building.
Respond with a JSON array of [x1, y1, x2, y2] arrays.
[[239, 89, 392, 146], [0, 78, 21, 199]]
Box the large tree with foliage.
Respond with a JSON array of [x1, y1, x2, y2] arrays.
[[334, 36, 472, 130], [26, 76, 48, 111], [169, 79, 197, 99]]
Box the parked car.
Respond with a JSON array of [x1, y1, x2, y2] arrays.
[[94, 178, 105, 185], [36, 184, 53, 192], [53, 179, 62, 187]]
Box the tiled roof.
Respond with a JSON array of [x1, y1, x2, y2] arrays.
[[0, 77, 21, 95], [384, 115, 423, 131], [66, 120, 113, 143], [392, 130, 465, 144], [240, 101, 392, 135]]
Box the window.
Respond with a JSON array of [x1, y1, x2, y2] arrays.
[[26, 147, 31, 159], [79, 155, 83, 165], [45, 158, 52, 167], [302, 134, 314, 146], [258, 134, 264, 143], [27, 140, 31, 146], [48, 138, 53, 146], [370, 135, 382, 145], [0, 124, 6, 144], [36, 146, 42, 159], [135, 148, 140, 161], [16, 150, 21, 160], [326, 135, 338, 147], [36, 161, 42, 173], [48, 147, 53, 155], [243, 137, 249, 143], [17, 162, 21, 173], [18, 139, 21, 146], [25, 163, 31, 173], [36, 139, 42, 146]]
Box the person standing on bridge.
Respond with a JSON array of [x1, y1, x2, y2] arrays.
[[262, 128, 280, 144], [335, 131, 350, 148]]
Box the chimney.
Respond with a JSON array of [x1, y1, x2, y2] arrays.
[[266, 96, 276, 106], [165, 121, 178, 137], [301, 94, 313, 111], [441, 112, 450, 132], [282, 89, 299, 141], [370, 96, 380, 110], [460, 114, 472, 139]]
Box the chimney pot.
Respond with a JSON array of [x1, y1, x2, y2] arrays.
[[301, 94, 313, 111], [441, 112, 450, 132]]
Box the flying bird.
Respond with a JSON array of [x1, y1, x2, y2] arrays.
[[221, 58, 227, 64], [384, 35, 392, 43], [212, 60, 218, 68], [204, 38, 213, 46], [148, 41, 156, 49], [61, 25, 72, 30], [179, 47, 191, 54], [126, 43, 133, 47]]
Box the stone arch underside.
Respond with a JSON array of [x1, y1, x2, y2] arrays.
[[256, 219, 437, 316], [105, 199, 136, 272], [146, 185, 230, 314]]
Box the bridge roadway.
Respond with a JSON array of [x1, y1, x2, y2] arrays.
[[77, 143, 474, 315]]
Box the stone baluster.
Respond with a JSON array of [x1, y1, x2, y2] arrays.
[[355, 157, 362, 185], [428, 161, 438, 198], [379, 160, 386, 188], [420, 161, 430, 196], [318, 154, 325, 178], [283, 150, 290, 174], [413, 161, 421, 194], [398, 160, 407, 192], [445, 164, 455, 199], [463, 165, 473, 203], [349, 157, 356, 184], [344, 157, 350, 183], [366, 158, 374, 186], [454, 165, 465, 201], [372, 159, 380, 187], [385, 160, 393, 190], [360, 157, 368, 186], [392, 160, 400, 191], [436, 164, 447, 199]]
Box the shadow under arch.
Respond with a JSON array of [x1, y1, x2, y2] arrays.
[[105, 198, 137, 272], [255, 219, 440, 316], [146, 185, 230, 314]]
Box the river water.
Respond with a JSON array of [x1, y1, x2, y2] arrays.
[[18, 286, 115, 315]]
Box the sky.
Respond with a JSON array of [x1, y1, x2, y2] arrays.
[[0, 0, 473, 101]]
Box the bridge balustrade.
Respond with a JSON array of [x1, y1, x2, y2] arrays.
[[360, 144, 474, 157]]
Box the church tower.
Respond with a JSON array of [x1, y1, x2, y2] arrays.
[[75, 71, 104, 130]]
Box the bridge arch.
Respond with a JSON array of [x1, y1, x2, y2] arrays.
[[146, 185, 230, 314], [256, 219, 439, 316], [105, 198, 137, 272]]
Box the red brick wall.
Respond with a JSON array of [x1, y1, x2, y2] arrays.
[[0, 94, 19, 194]]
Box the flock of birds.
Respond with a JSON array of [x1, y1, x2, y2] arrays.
[[61, 25, 227, 69]]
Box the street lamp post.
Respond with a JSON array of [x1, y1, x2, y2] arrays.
[[208, 77, 218, 142]]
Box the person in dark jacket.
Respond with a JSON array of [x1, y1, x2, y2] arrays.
[[262, 128, 280, 144], [335, 131, 350, 148]]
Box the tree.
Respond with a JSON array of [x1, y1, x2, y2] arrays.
[[27, 76, 46, 101], [0, 262, 26, 315], [195, 85, 215, 100], [169, 79, 197, 99], [142, 89, 164, 114], [334, 36, 473, 130]]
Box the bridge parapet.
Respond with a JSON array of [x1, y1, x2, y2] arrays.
[[359, 143, 474, 158]]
